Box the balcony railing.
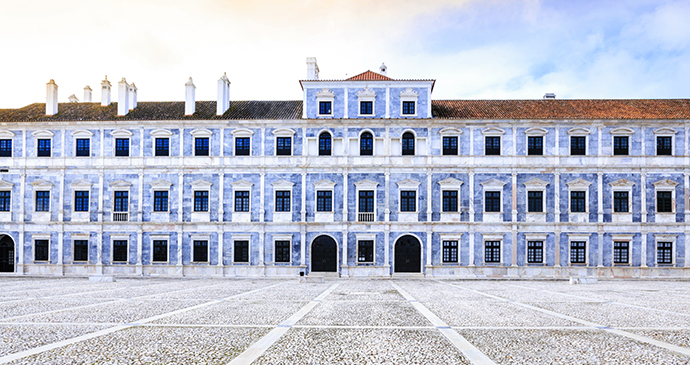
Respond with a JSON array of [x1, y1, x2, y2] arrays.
[[358, 212, 375, 222], [113, 212, 129, 222]]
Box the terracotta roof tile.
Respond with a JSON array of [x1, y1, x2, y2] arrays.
[[345, 70, 394, 81]]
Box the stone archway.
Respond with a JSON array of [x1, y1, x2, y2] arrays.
[[394, 235, 421, 273], [311, 235, 337, 272], [0, 235, 14, 273]]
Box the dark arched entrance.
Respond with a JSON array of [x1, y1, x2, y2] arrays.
[[0, 235, 14, 272], [311, 235, 337, 272], [395, 235, 421, 273]]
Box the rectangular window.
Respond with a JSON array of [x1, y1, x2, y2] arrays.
[[527, 136, 543, 155], [234, 191, 250, 212], [527, 241, 543, 264], [76, 138, 90, 157], [0, 139, 12, 157], [34, 239, 49, 261], [571, 136, 586, 155], [527, 191, 543, 212], [115, 138, 129, 157], [657, 136, 672, 156], [402, 101, 415, 115], [316, 190, 332, 212], [443, 136, 458, 155], [443, 240, 458, 263], [112, 240, 128, 262], [442, 190, 458, 212], [571, 191, 586, 213], [613, 241, 629, 264], [193, 240, 208, 262], [485, 191, 501, 212], [275, 191, 291, 212], [195, 137, 209, 156], [570, 241, 586, 264], [613, 191, 629, 213], [234, 240, 249, 263], [74, 240, 89, 262], [153, 191, 168, 212], [319, 101, 332, 115], [358, 240, 374, 263], [274, 240, 290, 263], [74, 191, 89, 212], [276, 137, 292, 156], [37, 139, 51, 157], [152, 240, 168, 262], [613, 136, 629, 155], [194, 191, 209, 212], [155, 138, 169, 157], [114, 191, 128, 212], [360, 101, 373, 115], [0, 191, 10, 212], [657, 191, 673, 213], [359, 190, 374, 213], [657, 241, 673, 264], [485, 136, 500, 155], [400, 191, 416, 212], [235, 137, 250, 156], [485, 241, 500, 263], [35, 191, 50, 212]]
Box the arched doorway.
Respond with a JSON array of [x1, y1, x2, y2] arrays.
[[0, 235, 14, 273], [311, 235, 337, 272], [395, 235, 421, 273]]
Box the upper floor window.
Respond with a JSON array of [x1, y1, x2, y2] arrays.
[[613, 191, 629, 213], [527, 136, 543, 155], [35, 191, 50, 212], [657, 136, 672, 156], [37, 139, 51, 157], [155, 138, 169, 157], [318, 132, 331, 156], [76, 138, 90, 157], [235, 191, 250, 212], [114, 191, 128, 212], [485, 191, 501, 212], [443, 136, 458, 155], [402, 101, 415, 115], [571, 191, 586, 213], [442, 190, 458, 212], [74, 191, 89, 212], [0, 191, 10, 212], [0, 139, 11, 157], [319, 101, 332, 115], [399, 88, 419, 117], [276, 137, 292, 156], [115, 138, 129, 157], [235, 137, 250, 156], [657, 191, 673, 213], [613, 136, 629, 155], [316, 88, 335, 117], [485, 136, 500, 155], [154, 191, 168, 212], [194, 191, 209, 212], [571, 136, 586, 155], [400, 191, 416, 212], [360, 101, 373, 115], [527, 191, 543, 212], [195, 137, 209, 156], [360, 132, 373, 156], [402, 132, 415, 156], [358, 190, 374, 213], [317, 190, 332, 212], [275, 191, 291, 212]]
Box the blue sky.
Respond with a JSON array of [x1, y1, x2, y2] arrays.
[[1, 0, 688, 108]]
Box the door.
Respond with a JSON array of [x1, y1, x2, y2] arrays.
[[395, 235, 421, 273], [311, 235, 337, 272], [0, 235, 14, 273]]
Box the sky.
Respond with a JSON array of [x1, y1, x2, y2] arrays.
[[1, 0, 689, 108]]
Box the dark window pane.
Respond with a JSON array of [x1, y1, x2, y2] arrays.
[[360, 101, 373, 115], [358, 240, 374, 262], [485, 137, 500, 155], [275, 240, 290, 262], [195, 138, 209, 156], [443, 240, 458, 263], [319, 101, 332, 115], [194, 191, 209, 212], [0, 191, 10, 212], [527, 241, 543, 263], [570, 241, 586, 264], [235, 137, 250, 156], [0, 139, 12, 157], [36, 191, 50, 212], [485, 191, 501, 212], [275, 191, 291, 212], [400, 190, 416, 212], [360, 132, 373, 156], [359, 190, 374, 212], [114, 191, 128, 212], [571, 191, 586, 213], [276, 137, 292, 156], [442, 190, 458, 212], [76, 138, 90, 157], [657, 136, 672, 156], [35, 239, 49, 261], [658, 242, 673, 264], [319, 133, 331, 156], [402, 101, 415, 115], [115, 138, 129, 157], [571, 136, 586, 155], [154, 191, 168, 212], [155, 138, 169, 156], [613, 241, 629, 264], [485, 241, 500, 263], [527, 136, 543, 155], [193, 240, 208, 262], [402, 132, 415, 156], [113, 240, 128, 262], [152, 240, 167, 262], [613, 191, 629, 213], [442, 136, 458, 155], [317, 190, 332, 212], [613, 136, 629, 155], [37, 139, 51, 157], [74, 191, 89, 212], [235, 191, 250, 212], [74, 240, 89, 261], [528, 191, 543, 212], [657, 191, 673, 213], [234, 240, 249, 262]]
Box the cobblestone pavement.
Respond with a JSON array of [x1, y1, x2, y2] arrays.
[[0, 277, 690, 364]]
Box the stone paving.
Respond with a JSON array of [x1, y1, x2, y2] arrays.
[[0, 278, 689, 364]]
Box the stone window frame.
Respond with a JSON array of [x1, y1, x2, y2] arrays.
[[525, 127, 548, 156], [316, 88, 335, 117], [190, 179, 212, 222], [150, 233, 170, 264], [317, 129, 333, 156], [354, 179, 379, 222], [313, 179, 336, 214], [653, 127, 677, 156], [567, 127, 591, 156], [110, 180, 132, 220], [482, 127, 505, 155], [0, 180, 14, 217], [272, 179, 295, 222], [191, 128, 213, 157], [30, 179, 53, 214], [358, 129, 376, 156], [480, 178, 506, 214], [32, 233, 51, 263], [523, 178, 549, 215], [150, 129, 173, 157], [272, 128, 296, 156], [0, 130, 15, 157], [439, 127, 462, 156], [70, 179, 93, 214], [567, 234, 590, 266], [72, 129, 94, 158], [652, 179, 678, 214], [654, 234, 677, 267], [71, 233, 90, 263], [611, 234, 633, 266], [524, 233, 547, 266], [230, 179, 253, 214], [32, 130, 55, 157], [150, 179, 173, 213], [566, 178, 591, 214], [355, 233, 376, 264], [357, 87, 376, 117], [610, 127, 634, 156], [272, 233, 293, 264], [609, 178, 634, 215], [400, 129, 418, 156], [483, 233, 503, 265], [399, 88, 418, 117], [232, 233, 252, 264], [111, 234, 130, 264], [231, 128, 254, 156], [439, 233, 462, 265], [397, 179, 420, 214], [111, 129, 133, 157], [190, 233, 211, 264], [438, 177, 463, 214]]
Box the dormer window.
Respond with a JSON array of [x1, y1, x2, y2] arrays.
[[402, 101, 415, 115], [316, 88, 335, 117], [399, 88, 418, 117], [360, 101, 373, 115], [357, 87, 376, 116], [319, 101, 332, 115]]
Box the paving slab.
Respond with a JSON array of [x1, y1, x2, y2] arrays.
[[0, 324, 110, 357], [298, 299, 431, 327], [152, 299, 309, 325], [0, 298, 114, 320], [529, 301, 690, 328]]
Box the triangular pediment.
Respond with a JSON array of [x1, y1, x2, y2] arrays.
[[110, 180, 132, 188], [0, 180, 14, 189], [354, 179, 379, 188], [313, 179, 336, 189], [231, 179, 254, 188], [438, 177, 463, 188], [70, 179, 93, 188], [397, 179, 420, 189], [523, 178, 549, 188], [191, 179, 213, 188], [609, 178, 635, 187], [30, 179, 52, 187], [271, 179, 294, 189], [652, 179, 679, 188], [149, 179, 173, 189], [480, 178, 507, 189], [566, 178, 592, 188]]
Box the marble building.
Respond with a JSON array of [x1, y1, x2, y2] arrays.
[[0, 58, 689, 278]]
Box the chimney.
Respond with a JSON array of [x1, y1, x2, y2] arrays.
[[185, 77, 196, 116], [46, 79, 58, 116], [118, 77, 129, 116], [68, 94, 79, 103], [216, 73, 230, 116], [128, 83, 137, 110], [543, 93, 556, 99], [84, 86, 92, 102], [306, 57, 319, 80], [379, 62, 387, 76], [101, 76, 111, 106]]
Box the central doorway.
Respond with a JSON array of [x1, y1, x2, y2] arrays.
[[394, 235, 421, 273], [0, 235, 14, 273], [311, 235, 337, 272]]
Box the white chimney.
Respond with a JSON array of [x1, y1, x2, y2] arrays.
[[46, 79, 58, 116], [84, 86, 92, 102], [216, 73, 230, 116], [68, 94, 79, 103], [306, 57, 319, 80], [379, 62, 387, 76], [118, 77, 129, 116], [128, 83, 137, 110], [101, 76, 111, 106], [185, 77, 196, 116]]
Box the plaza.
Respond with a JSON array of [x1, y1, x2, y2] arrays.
[[0, 277, 689, 364]]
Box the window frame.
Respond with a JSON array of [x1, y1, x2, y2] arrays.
[[359, 130, 374, 156], [193, 190, 209, 212], [318, 131, 332, 156], [72, 130, 94, 158], [438, 178, 463, 216], [484, 236, 502, 264], [316, 88, 335, 117], [0, 188, 11, 213], [566, 178, 591, 214], [525, 128, 548, 156], [33, 130, 54, 158], [611, 235, 632, 265], [0, 130, 15, 158], [440, 233, 462, 264], [232, 234, 251, 264], [609, 179, 634, 216], [313, 179, 336, 215], [273, 128, 296, 156], [653, 128, 677, 156], [230, 128, 253, 157], [73, 190, 90, 212], [610, 127, 634, 156], [72, 235, 90, 263], [355, 233, 376, 264], [150, 234, 169, 263], [273, 234, 292, 264], [33, 234, 50, 262], [111, 128, 133, 157], [482, 127, 505, 156], [401, 131, 415, 156], [397, 179, 420, 214], [190, 128, 213, 157], [357, 87, 376, 117], [655, 234, 676, 266], [653, 179, 678, 214], [526, 239, 544, 265], [354, 179, 379, 222], [191, 235, 210, 263], [399, 88, 419, 117], [524, 178, 549, 215], [567, 128, 591, 156], [568, 234, 589, 266], [35, 190, 51, 212], [149, 179, 172, 214], [230, 179, 253, 219], [151, 129, 173, 157], [111, 235, 129, 263]]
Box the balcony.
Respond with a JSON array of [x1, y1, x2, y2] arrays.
[[358, 212, 374, 222], [113, 212, 129, 222]]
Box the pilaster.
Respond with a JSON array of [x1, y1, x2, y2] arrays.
[[641, 172, 647, 223], [469, 171, 475, 223], [597, 172, 604, 223], [384, 171, 390, 222]]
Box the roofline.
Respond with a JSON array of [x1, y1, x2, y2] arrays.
[[299, 79, 436, 91]]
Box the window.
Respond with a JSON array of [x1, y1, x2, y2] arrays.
[[319, 101, 332, 115], [658, 241, 673, 265], [317, 190, 332, 212], [570, 241, 586, 264], [74, 191, 89, 212], [485, 191, 501, 212], [274, 240, 290, 263], [234, 191, 250, 212], [657, 136, 672, 156], [443, 136, 458, 155], [527, 136, 543, 155], [485, 241, 500, 263], [34, 239, 49, 261], [360, 101, 373, 115], [114, 191, 128, 212], [613, 136, 629, 155], [571, 136, 586, 155], [0, 139, 11, 157], [485, 136, 500, 155], [153, 240, 168, 262], [400, 191, 416, 212], [359, 190, 374, 213], [442, 190, 458, 212], [657, 191, 673, 213], [0, 191, 10, 212], [402, 132, 415, 156], [571, 191, 586, 213], [276, 137, 292, 156], [193, 240, 208, 262], [358, 240, 374, 263], [613, 241, 629, 264], [37, 139, 51, 157], [360, 132, 373, 156], [527, 191, 543, 212], [194, 191, 209, 212], [35, 191, 50, 212], [443, 240, 458, 263], [402, 101, 415, 115], [155, 138, 169, 156], [234, 240, 249, 262], [613, 191, 629, 213], [527, 241, 543, 264], [319, 132, 331, 156], [112, 240, 128, 262], [275, 191, 291, 212], [154, 191, 168, 212], [235, 137, 250, 156], [115, 138, 129, 157], [75, 139, 90, 157], [195, 137, 209, 156], [74, 240, 88, 262]]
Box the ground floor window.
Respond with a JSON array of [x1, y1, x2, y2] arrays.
[[613, 241, 629, 264], [73, 240, 88, 262], [275, 240, 290, 263], [443, 240, 458, 263], [193, 240, 208, 262], [485, 241, 500, 263], [658, 242, 673, 265], [153, 240, 168, 262], [34, 239, 49, 261], [358, 240, 374, 263], [113, 240, 128, 262], [234, 240, 249, 263], [527, 241, 543, 264], [570, 241, 586, 264]]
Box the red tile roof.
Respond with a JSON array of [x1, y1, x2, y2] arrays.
[[345, 70, 394, 81]]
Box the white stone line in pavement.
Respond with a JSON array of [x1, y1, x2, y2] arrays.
[[391, 282, 497, 365], [227, 283, 340, 365], [0, 281, 289, 364], [438, 281, 690, 358]]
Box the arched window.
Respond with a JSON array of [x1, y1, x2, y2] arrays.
[[319, 132, 332, 156], [402, 132, 415, 156], [360, 132, 373, 156]]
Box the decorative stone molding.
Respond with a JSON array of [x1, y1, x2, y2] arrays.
[[0, 180, 15, 189], [72, 130, 94, 138], [396, 179, 420, 189], [439, 127, 462, 136], [566, 178, 592, 188], [30, 179, 53, 188], [610, 127, 634, 135], [271, 179, 295, 189], [231, 128, 254, 137], [110, 180, 133, 189], [653, 127, 678, 135], [0, 130, 15, 139], [609, 179, 635, 188], [354, 179, 379, 189], [32, 130, 55, 138], [149, 179, 173, 189], [150, 129, 173, 138], [70, 179, 93, 189], [652, 179, 679, 189], [315, 88, 335, 98], [525, 127, 548, 136], [481, 127, 505, 136], [480, 178, 507, 190], [438, 177, 463, 189], [231, 179, 254, 188], [313, 179, 336, 189], [272, 128, 296, 137], [523, 178, 549, 188], [190, 128, 212, 138], [191, 179, 213, 189], [110, 129, 133, 138], [567, 127, 591, 136], [399, 88, 418, 98]]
